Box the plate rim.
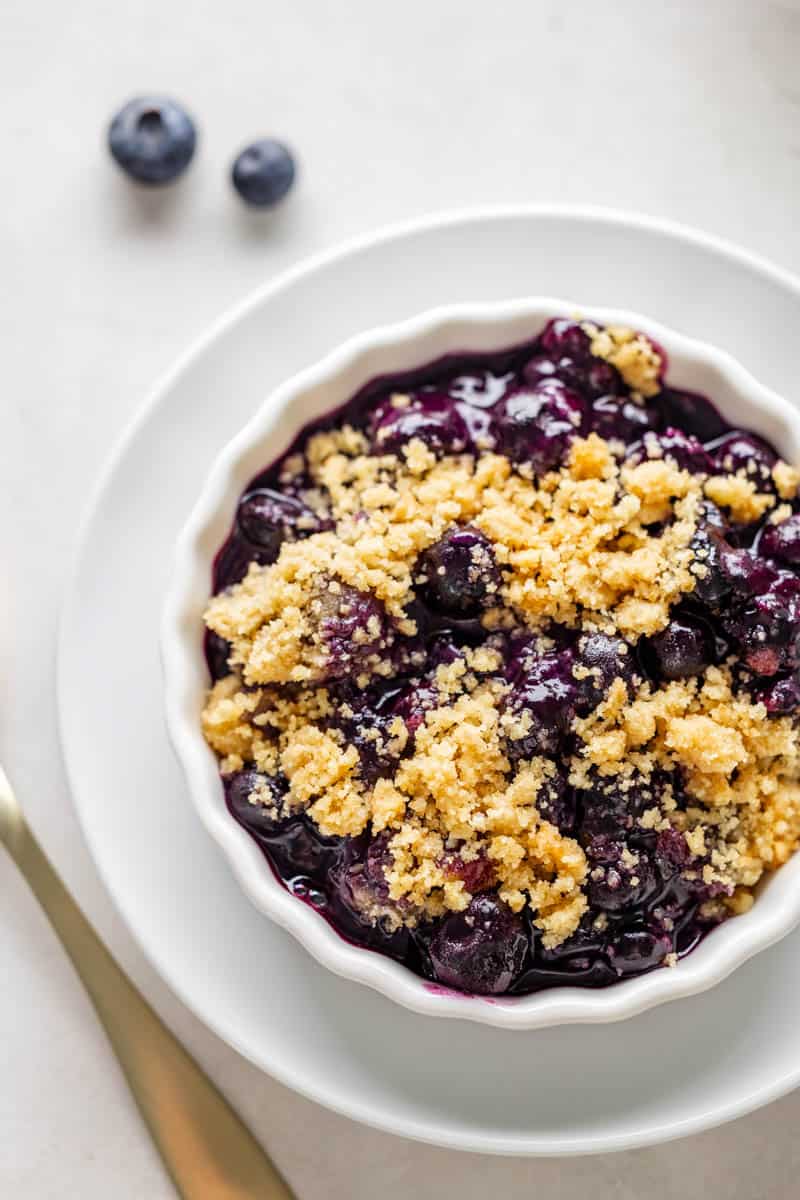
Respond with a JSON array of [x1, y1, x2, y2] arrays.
[[57, 204, 800, 1154]]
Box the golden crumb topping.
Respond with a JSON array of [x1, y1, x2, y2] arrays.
[[571, 667, 800, 897], [205, 432, 713, 687]]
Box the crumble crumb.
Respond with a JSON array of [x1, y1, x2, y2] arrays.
[[585, 323, 664, 397], [773, 460, 800, 500], [704, 474, 774, 524]]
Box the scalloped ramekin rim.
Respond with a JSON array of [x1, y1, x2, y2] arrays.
[[161, 295, 800, 1030]]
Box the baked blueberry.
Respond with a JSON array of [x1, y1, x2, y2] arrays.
[[576, 633, 637, 707], [428, 894, 529, 995], [590, 394, 656, 443], [635, 427, 712, 474], [758, 674, 800, 715], [523, 352, 623, 399], [493, 380, 587, 473], [231, 139, 296, 207], [503, 649, 578, 759], [330, 834, 407, 930], [225, 770, 289, 835], [761, 515, 800, 565], [237, 488, 321, 556], [370, 393, 470, 456], [706, 430, 777, 488], [418, 526, 500, 615], [647, 617, 712, 680], [579, 773, 656, 840], [108, 97, 196, 185], [204, 630, 232, 681], [317, 585, 395, 680], [607, 927, 672, 975], [584, 835, 658, 913]]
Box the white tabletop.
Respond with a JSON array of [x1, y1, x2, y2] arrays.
[[3, 0, 800, 1195]]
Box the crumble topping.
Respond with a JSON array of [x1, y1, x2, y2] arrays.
[[773, 460, 800, 500], [206, 432, 709, 687], [571, 668, 800, 898]]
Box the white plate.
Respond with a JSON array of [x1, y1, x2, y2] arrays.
[[59, 206, 800, 1155]]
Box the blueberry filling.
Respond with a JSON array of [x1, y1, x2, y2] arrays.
[[201, 317, 800, 997]]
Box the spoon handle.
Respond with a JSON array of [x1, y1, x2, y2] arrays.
[[6, 815, 296, 1199]]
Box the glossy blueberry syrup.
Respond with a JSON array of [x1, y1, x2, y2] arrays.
[[206, 319, 800, 996]]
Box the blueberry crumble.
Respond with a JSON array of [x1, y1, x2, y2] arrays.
[[200, 317, 800, 996]]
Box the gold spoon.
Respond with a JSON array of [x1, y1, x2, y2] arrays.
[[0, 764, 297, 1199]]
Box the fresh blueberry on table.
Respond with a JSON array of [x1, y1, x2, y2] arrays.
[[108, 96, 196, 185], [231, 138, 296, 207]]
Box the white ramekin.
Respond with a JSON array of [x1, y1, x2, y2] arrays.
[[161, 297, 800, 1030]]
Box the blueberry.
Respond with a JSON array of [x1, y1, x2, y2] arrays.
[[658, 388, 729, 442], [537, 920, 612, 976], [535, 767, 576, 832], [315, 584, 411, 682], [690, 525, 736, 606], [108, 97, 196, 185], [418, 526, 501, 615], [231, 139, 296, 208], [390, 673, 442, 736], [757, 674, 800, 715], [590, 394, 656, 444], [448, 370, 514, 409], [584, 834, 658, 913], [225, 770, 289, 836], [523, 353, 623, 399], [705, 431, 777, 488], [492, 380, 587, 473], [578, 772, 656, 839], [503, 649, 578, 759], [730, 568, 800, 675], [332, 709, 402, 787], [697, 498, 730, 535], [719, 545, 777, 598], [370, 393, 470, 457], [761, 515, 800, 566], [607, 927, 672, 975], [654, 825, 693, 873], [539, 318, 592, 359], [576, 632, 637, 708], [329, 834, 408, 929], [212, 533, 274, 592], [647, 617, 711, 680], [277, 814, 340, 878], [237, 488, 321, 557], [205, 630, 232, 681], [428, 894, 528, 995], [439, 848, 496, 895], [636, 428, 712, 474]]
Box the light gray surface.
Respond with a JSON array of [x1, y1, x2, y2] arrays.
[[2, 0, 800, 1195]]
